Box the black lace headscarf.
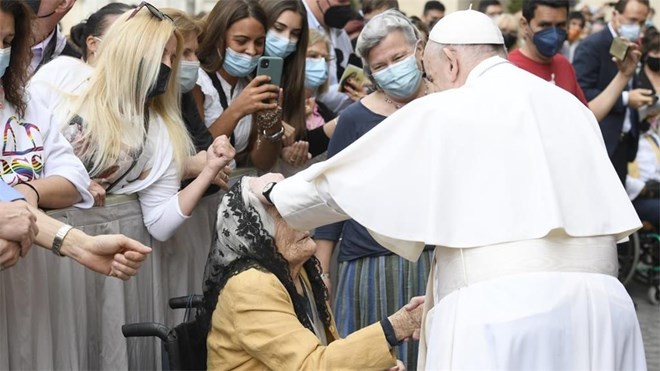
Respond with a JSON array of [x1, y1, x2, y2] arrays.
[[200, 178, 331, 336]]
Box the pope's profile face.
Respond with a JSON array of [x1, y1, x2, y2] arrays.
[[422, 45, 447, 93]]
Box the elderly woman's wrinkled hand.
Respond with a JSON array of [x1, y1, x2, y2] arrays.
[[388, 301, 424, 342]]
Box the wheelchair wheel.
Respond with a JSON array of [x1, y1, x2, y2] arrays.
[[618, 233, 640, 286]]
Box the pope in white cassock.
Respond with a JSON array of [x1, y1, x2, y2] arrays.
[[250, 9, 647, 370]]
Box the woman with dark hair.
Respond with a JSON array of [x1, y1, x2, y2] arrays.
[[193, 0, 282, 171], [202, 178, 420, 369], [69, 2, 133, 64], [260, 0, 336, 174], [0, 0, 92, 209]]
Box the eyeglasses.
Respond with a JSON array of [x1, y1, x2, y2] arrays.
[[127, 1, 173, 22]]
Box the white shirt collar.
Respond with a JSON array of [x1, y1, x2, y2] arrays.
[[608, 22, 618, 38], [465, 56, 509, 85], [302, 0, 324, 32]]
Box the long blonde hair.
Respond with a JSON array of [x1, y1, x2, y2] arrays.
[[67, 7, 194, 177]]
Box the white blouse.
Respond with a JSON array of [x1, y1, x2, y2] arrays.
[[196, 69, 252, 166], [29, 56, 189, 241]]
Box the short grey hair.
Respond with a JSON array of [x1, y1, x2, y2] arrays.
[[425, 42, 507, 68], [356, 9, 421, 81]]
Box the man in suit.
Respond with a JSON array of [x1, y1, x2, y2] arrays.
[[25, 0, 81, 75], [573, 0, 654, 184]]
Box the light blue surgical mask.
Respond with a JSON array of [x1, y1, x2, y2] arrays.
[[618, 22, 641, 41], [179, 60, 200, 93], [265, 30, 297, 59], [222, 47, 259, 77], [371, 54, 422, 100], [0, 47, 10, 79], [305, 57, 328, 90]]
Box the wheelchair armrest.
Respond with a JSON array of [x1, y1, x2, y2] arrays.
[[169, 294, 203, 310], [122, 323, 170, 342]]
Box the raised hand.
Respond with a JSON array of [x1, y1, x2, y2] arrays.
[[206, 135, 236, 174], [281, 141, 311, 168]]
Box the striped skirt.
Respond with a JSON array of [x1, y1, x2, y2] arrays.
[[333, 250, 434, 371]]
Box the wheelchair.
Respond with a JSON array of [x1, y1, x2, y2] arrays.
[[122, 294, 207, 370], [618, 223, 660, 305]]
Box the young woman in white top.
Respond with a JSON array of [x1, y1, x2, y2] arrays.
[[29, 3, 234, 241], [193, 0, 282, 171], [0, 0, 92, 209]]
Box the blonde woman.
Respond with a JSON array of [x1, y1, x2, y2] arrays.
[[30, 2, 234, 241]]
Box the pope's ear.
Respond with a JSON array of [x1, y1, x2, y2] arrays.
[[441, 47, 459, 80]]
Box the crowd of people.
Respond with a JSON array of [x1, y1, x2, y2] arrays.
[[0, 0, 658, 369]]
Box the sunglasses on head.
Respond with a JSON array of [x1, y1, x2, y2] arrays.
[[127, 1, 173, 22]]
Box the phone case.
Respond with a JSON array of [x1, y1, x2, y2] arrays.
[[257, 56, 284, 87], [609, 37, 629, 61]]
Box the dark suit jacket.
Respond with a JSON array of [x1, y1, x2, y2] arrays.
[[573, 27, 639, 161]]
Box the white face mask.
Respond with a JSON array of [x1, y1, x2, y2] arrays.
[[0, 47, 11, 79], [179, 60, 200, 93]]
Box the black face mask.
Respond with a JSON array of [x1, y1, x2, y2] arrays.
[[647, 56, 660, 72], [502, 32, 517, 50], [321, 3, 357, 29], [147, 63, 171, 99]]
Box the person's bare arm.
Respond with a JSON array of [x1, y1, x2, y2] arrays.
[[14, 176, 82, 209]]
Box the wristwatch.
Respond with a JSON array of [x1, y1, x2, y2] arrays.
[[52, 224, 73, 257], [262, 182, 277, 204]]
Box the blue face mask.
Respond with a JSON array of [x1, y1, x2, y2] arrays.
[[532, 27, 567, 58], [618, 23, 641, 41], [305, 57, 328, 90], [372, 54, 423, 100], [0, 47, 10, 79], [222, 47, 259, 77], [265, 30, 297, 59]]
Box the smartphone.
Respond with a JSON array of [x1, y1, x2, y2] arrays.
[[609, 37, 630, 61], [256, 56, 283, 87]]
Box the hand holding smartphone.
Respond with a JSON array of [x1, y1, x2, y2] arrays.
[[609, 37, 630, 61], [257, 56, 283, 88]]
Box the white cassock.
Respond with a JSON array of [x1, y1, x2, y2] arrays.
[[269, 56, 647, 370]]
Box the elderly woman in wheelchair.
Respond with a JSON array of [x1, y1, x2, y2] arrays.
[[199, 178, 423, 370]]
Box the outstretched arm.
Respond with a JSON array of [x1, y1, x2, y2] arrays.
[[32, 205, 152, 280]]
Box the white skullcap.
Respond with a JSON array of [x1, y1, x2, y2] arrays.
[[429, 9, 504, 45]]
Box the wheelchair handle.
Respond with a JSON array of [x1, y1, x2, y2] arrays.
[[169, 294, 203, 310], [122, 323, 170, 342]]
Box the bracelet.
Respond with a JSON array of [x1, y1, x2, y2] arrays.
[[380, 318, 401, 348], [320, 272, 331, 280], [261, 126, 285, 143], [52, 224, 73, 257], [18, 181, 40, 205]]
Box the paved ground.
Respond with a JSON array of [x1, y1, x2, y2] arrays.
[[629, 279, 660, 370]]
